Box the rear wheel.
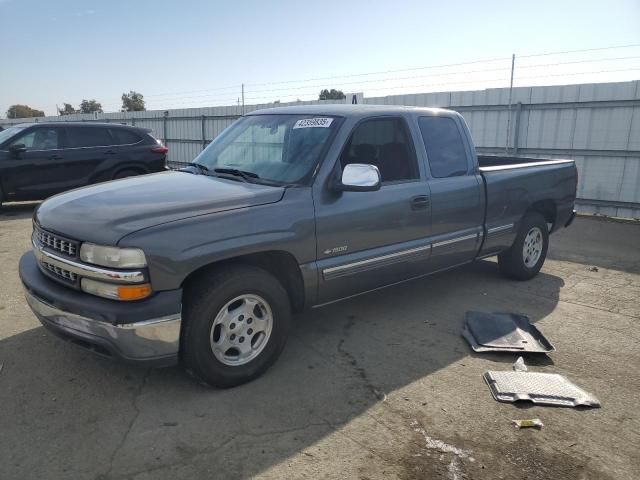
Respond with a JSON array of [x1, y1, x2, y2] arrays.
[[181, 265, 292, 388], [113, 169, 141, 180], [498, 212, 549, 280]]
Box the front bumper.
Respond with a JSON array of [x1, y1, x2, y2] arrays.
[[20, 251, 182, 366]]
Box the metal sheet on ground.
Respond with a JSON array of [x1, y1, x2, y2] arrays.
[[463, 311, 555, 353], [483, 371, 601, 408]]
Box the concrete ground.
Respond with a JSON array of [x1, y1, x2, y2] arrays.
[[0, 204, 638, 480]]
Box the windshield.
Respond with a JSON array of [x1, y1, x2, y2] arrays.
[[0, 125, 28, 146], [193, 114, 339, 184]]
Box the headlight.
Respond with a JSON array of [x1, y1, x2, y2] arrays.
[[80, 243, 147, 268], [81, 278, 152, 301]]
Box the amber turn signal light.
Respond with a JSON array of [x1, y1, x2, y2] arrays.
[[117, 284, 152, 301]]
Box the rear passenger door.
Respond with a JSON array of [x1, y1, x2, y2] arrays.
[[314, 116, 432, 303], [62, 126, 114, 186], [417, 116, 484, 269]]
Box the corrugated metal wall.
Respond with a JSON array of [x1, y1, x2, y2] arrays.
[[363, 81, 640, 218], [2, 81, 639, 218]]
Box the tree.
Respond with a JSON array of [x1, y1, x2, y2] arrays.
[[58, 103, 77, 116], [6, 104, 45, 119], [319, 89, 346, 100], [79, 99, 103, 114], [121, 91, 145, 112]]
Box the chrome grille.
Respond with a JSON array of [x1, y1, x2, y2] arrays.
[[41, 261, 78, 282], [35, 229, 77, 257]]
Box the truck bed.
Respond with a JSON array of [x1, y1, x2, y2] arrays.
[[476, 155, 577, 258]]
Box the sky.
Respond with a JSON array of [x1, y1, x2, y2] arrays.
[[0, 0, 639, 117]]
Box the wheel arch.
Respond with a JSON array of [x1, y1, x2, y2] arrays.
[[181, 250, 306, 312], [527, 199, 557, 232]]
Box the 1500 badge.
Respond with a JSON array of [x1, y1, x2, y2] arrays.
[[323, 246, 348, 255]]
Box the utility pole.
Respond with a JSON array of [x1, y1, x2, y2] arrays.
[[505, 53, 516, 152], [241, 83, 245, 115]]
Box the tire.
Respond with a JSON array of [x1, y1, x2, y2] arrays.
[[181, 265, 292, 388], [498, 212, 549, 281], [113, 169, 141, 180]]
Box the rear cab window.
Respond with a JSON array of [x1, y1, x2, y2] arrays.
[[65, 127, 112, 148], [418, 116, 470, 178]]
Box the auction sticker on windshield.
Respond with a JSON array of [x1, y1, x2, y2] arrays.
[[293, 117, 334, 129]]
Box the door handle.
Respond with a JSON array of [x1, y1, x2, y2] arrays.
[[411, 195, 430, 210], [105, 150, 116, 155], [48, 154, 63, 160]]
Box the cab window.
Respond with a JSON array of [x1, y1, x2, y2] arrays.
[[340, 117, 419, 183]]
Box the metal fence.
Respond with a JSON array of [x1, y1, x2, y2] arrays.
[[2, 81, 639, 218]]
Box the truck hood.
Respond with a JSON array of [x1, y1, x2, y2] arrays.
[[35, 171, 285, 245]]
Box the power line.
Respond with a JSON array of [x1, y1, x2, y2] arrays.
[[148, 44, 640, 99], [122, 63, 640, 110], [243, 65, 640, 104], [519, 43, 640, 58], [515, 67, 640, 81], [133, 51, 640, 104], [244, 56, 512, 88], [70, 44, 640, 113], [246, 55, 640, 96], [518, 55, 640, 69], [98, 44, 640, 107], [244, 76, 511, 102], [143, 84, 242, 98], [115, 55, 640, 108]]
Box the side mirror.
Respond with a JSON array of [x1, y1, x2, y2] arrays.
[[336, 163, 381, 192], [9, 143, 27, 154]]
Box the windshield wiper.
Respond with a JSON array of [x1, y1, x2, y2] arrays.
[[180, 163, 211, 175], [214, 167, 260, 182]]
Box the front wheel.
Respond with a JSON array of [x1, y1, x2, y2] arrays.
[[498, 212, 549, 280], [181, 265, 292, 388]]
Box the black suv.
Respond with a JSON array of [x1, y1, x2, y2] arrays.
[[0, 122, 168, 205]]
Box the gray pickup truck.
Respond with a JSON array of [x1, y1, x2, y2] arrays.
[[19, 105, 577, 387]]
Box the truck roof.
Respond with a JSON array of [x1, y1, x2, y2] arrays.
[[249, 104, 458, 118]]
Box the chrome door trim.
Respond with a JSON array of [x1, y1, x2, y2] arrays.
[[432, 232, 479, 248], [322, 244, 431, 278], [61, 140, 143, 151], [487, 223, 514, 235]]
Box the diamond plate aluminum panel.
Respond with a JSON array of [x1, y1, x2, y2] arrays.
[[483, 371, 600, 408]]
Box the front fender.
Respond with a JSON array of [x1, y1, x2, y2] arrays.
[[117, 187, 317, 292]]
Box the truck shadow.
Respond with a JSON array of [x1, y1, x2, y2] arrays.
[[0, 259, 564, 479], [547, 216, 640, 274]]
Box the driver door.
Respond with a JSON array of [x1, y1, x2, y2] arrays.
[[314, 116, 432, 303]]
